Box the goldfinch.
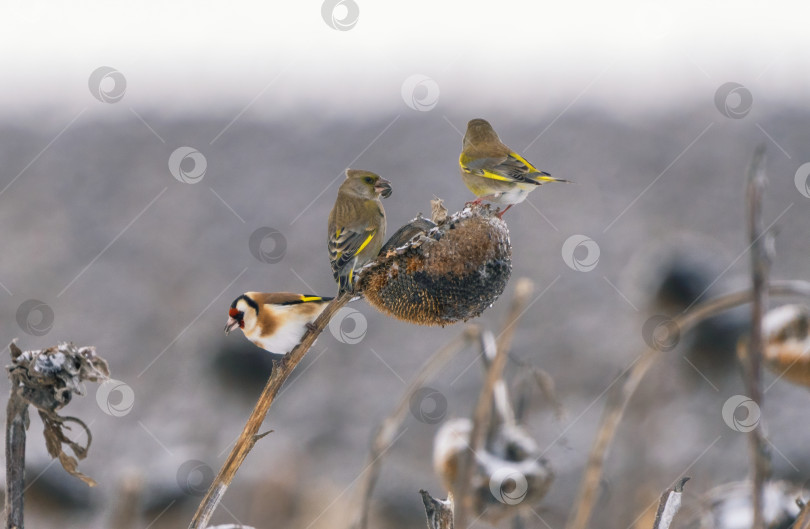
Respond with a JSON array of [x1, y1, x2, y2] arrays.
[[328, 169, 392, 294], [224, 292, 333, 354], [459, 118, 569, 217]]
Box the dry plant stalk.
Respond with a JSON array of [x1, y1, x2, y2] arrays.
[[420, 489, 454, 529], [454, 278, 534, 529], [794, 499, 810, 529], [564, 148, 806, 529], [5, 341, 109, 529], [652, 477, 689, 529], [564, 279, 810, 529], [513, 364, 564, 423], [188, 293, 351, 529], [106, 469, 144, 529], [353, 326, 480, 529], [5, 387, 27, 529], [741, 145, 770, 529]]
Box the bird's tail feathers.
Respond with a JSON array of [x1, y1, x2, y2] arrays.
[[531, 172, 571, 184], [337, 266, 357, 296]]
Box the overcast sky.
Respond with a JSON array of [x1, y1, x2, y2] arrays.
[[0, 0, 807, 120]]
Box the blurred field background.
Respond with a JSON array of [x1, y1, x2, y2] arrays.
[[1, 1, 809, 528]]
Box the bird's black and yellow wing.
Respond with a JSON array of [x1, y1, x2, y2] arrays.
[[259, 292, 335, 305], [460, 151, 560, 185], [328, 225, 379, 290]]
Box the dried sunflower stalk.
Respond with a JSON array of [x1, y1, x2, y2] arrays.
[[7, 341, 110, 486]]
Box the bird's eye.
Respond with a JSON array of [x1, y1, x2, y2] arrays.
[[364, 177, 374, 184]]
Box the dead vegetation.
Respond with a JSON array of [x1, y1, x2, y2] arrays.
[[7, 149, 810, 529]]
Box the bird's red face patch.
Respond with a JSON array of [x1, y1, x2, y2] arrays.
[[228, 307, 245, 329]]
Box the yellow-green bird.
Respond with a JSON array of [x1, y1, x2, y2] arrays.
[[459, 118, 569, 217], [328, 169, 392, 295]]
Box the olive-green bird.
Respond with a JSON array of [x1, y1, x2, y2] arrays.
[[328, 169, 392, 295], [459, 118, 569, 217]]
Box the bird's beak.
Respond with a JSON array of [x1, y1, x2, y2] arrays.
[[224, 317, 240, 335], [375, 178, 392, 199]]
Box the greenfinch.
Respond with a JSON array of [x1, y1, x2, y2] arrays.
[[328, 169, 392, 294], [459, 118, 568, 217], [225, 292, 333, 354]]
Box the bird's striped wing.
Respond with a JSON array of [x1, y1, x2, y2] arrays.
[[261, 292, 334, 305], [461, 152, 558, 185], [328, 225, 378, 283]]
